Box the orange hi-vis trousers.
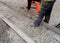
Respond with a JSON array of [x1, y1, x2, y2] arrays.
[[35, 2, 40, 14], [27, 0, 41, 14]]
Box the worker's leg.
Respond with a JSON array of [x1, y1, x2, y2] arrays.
[[30, 7, 46, 27], [30, 0, 56, 27], [27, 0, 32, 10], [44, 1, 56, 23], [44, 13, 51, 23], [31, 1, 48, 27], [35, 0, 41, 14], [35, 2, 41, 14]]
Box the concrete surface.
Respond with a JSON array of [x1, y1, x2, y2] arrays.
[[0, 18, 27, 43], [0, 0, 60, 43]]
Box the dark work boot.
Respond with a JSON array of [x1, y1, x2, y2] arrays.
[[44, 20, 49, 23], [30, 22, 40, 27], [30, 14, 44, 27], [44, 14, 50, 23]]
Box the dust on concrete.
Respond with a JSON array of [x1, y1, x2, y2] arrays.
[[0, 18, 10, 43], [0, 0, 60, 43], [0, 18, 27, 43]]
